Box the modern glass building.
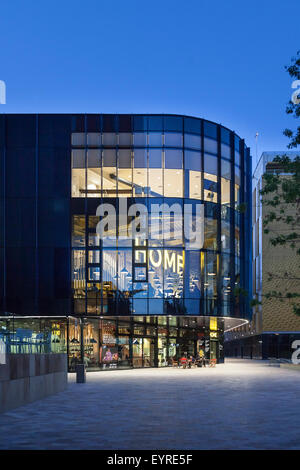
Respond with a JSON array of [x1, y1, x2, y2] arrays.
[[0, 114, 252, 369]]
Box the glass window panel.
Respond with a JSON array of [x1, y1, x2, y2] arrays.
[[204, 252, 217, 298], [133, 168, 147, 196], [235, 150, 241, 167], [204, 121, 217, 139], [186, 251, 201, 298], [221, 178, 230, 206], [235, 226, 240, 257], [102, 167, 117, 197], [221, 159, 231, 180], [148, 116, 163, 131], [163, 209, 183, 247], [185, 150, 201, 171], [184, 134, 201, 150], [148, 298, 164, 314], [103, 149, 116, 167], [72, 249, 86, 298], [188, 171, 202, 199], [88, 250, 100, 264], [87, 133, 101, 146], [149, 149, 162, 168], [163, 249, 184, 299], [133, 299, 148, 315], [184, 117, 201, 134], [72, 149, 85, 168], [88, 266, 101, 281], [148, 249, 163, 297], [148, 133, 162, 146], [134, 133, 147, 146], [184, 299, 200, 315], [134, 266, 147, 282], [118, 149, 131, 168], [204, 218, 217, 250], [149, 169, 163, 197], [221, 219, 230, 253], [87, 150, 101, 196], [164, 169, 183, 197], [164, 116, 182, 132], [234, 135, 240, 151], [102, 250, 117, 290], [164, 133, 182, 147], [221, 143, 231, 159], [87, 149, 101, 168], [119, 133, 132, 146], [165, 149, 182, 169], [102, 133, 117, 146], [235, 165, 241, 185], [72, 216, 85, 247], [133, 116, 147, 131], [204, 154, 218, 176], [204, 173, 217, 203], [221, 128, 230, 145], [149, 213, 163, 247], [204, 137, 218, 155], [72, 168, 85, 197], [118, 250, 132, 294], [87, 168, 101, 197], [118, 167, 132, 197], [71, 133, 85, 146], [134, 149, 147, 168]]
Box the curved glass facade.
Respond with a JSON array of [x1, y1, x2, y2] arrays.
[[71, 114, 252, 320]]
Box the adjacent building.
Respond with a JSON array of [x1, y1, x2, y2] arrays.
[[225, 151, 300, 359]]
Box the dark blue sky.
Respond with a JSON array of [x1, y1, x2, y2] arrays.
[[1, 0, 299, 167]]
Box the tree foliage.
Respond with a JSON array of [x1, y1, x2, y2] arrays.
[[284, 50, 300, 148]]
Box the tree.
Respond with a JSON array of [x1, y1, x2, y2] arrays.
[[257, 51, 300, 316]]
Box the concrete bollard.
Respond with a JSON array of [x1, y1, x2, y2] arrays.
[[75, 364, 86, 383]]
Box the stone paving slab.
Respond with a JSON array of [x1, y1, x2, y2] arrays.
[[0, 359, 299, 450]]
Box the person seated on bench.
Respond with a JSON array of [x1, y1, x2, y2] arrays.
[[188, 355, 196, 368], [180, 355, 188, 369]]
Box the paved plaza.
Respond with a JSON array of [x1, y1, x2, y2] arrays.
[[0, 359, 299, 450]]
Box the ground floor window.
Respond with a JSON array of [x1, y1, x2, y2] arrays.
[[67, 316, 224, 371]]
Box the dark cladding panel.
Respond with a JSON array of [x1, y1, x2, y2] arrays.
[[71, 115, 85, 132], [6, 246, 36, 314], [6, 114, 36, 148], [102, 114, 116, 132], [38, 147, 71, 198], [118, 115, 132, 132], [54, 247, 71, 300], [38, 198, 70, 248], [86, 114, 100, 132], [6, 147, 36, 198], [38, 114, 71, 148], [38, 247, 54, 299], [5, 198, 36, 247], [0, 114, 5, 148], [164, 115, 183, 132]]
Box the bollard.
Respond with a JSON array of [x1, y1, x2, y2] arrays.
[[75, 363, 86, 383]]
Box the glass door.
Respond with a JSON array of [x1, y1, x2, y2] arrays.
[[158, 337, 168, 367], [143, 338, 155, 367]]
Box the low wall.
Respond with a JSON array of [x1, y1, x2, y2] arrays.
[[0, 354, 68, 413]]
